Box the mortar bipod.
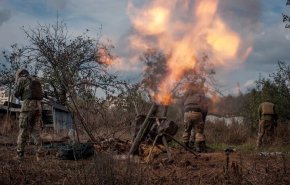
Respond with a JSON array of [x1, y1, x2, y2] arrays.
[[146, 118, 199, 163]]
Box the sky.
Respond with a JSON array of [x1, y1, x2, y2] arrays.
[[0, 0, 289, 96]]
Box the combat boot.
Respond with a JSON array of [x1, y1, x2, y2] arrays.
[[184, 142, 190, 148], [204, 142, 215, 152], [195, 145, 201, 153], [196, 141, 206, 153], [189, 141, 195, 150], [201, 141, 208, 152]]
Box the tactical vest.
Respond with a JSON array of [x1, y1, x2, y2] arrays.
[[27, 76, 43, 100], [261, 102, 274, 115]]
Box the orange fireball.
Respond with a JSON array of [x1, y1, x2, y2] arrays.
[[127, 0, 251, 105]]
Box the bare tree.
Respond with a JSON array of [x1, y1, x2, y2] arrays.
[[0, 19, 129, 140], [139, 48, 168, 97], [18, 19, 124, 105], [283, 0, 290, 28], [0, 44, 29, 89], [0, 44, 31, 129]]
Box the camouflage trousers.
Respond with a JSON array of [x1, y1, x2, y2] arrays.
[[17, 110, 43, 156], [182, 111, 205, 143], [256, 119, 276, 148]]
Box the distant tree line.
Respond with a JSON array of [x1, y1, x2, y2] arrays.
[[210, 62, 290, 130], [242, 61, 290, 123]]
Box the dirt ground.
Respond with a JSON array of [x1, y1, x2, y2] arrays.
[[0, 135, 290, 185]]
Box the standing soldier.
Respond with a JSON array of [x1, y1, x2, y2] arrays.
[[183, 88, 208, 152], [14, 69, 44, 161], [256, 101, 278, 149]]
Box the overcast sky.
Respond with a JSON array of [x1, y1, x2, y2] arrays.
[[0, 0, 289, 95]]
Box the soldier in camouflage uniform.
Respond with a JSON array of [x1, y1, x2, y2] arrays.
[[189, 103, 208, 149], [14, 69, 43, 161], [182, 89, 208, 152], [256, 101, 278, 149]]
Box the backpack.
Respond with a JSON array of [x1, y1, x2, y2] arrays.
[[27, 75, 43, 100], [184, 93, 202, 111], [261, 102, 274, 115], [57, 143, 95, 160]]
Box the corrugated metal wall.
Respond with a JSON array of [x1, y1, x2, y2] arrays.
[[53, 110, 73, 133], [42, 101, 73, 132]]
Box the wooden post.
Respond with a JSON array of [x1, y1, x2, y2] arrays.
[[5, 83, 12, 128], [133, 101, 139, 115], [128, 103, 158, 155], [162, 105, 168, 117]]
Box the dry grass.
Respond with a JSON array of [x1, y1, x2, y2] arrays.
[[0, 115, 18, 135], [1, 105, 290, 185], [1, 135, 290, 185], [0, 145, 148, 185], [205, 121, 252, 146]]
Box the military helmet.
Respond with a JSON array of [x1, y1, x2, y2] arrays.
[[15, 69, 29, 82], [186, 88, 201, 97]]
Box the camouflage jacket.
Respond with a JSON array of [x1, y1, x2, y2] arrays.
[[183, 93, 208, 122], [14, 75, 42, 112], [184, 93, 208, 113]]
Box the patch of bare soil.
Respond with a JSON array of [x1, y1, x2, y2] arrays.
[[0, 136, 289, 185]]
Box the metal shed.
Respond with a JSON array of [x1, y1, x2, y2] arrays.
[[42, 99, 73, 133]]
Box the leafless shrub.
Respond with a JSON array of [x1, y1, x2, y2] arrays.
[[274, 122, 290, 146], [0, 113, 18, 135], [205, 120, 252, 145]]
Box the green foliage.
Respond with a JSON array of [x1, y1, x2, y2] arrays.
[[238, 143, 256, 152], [242, 89, 261, 129], [242, 61, 290, 123], [207, 143, 227, 151]]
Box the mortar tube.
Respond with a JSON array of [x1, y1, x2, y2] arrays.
[[128, 103, 158, 155], [162, 105, 168, 117]]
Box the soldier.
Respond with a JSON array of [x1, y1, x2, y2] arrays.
[[14, 69, 44, 161], [189, 98, 208, 149], [256, 101, 278, 149], [182, 88, 208, 152]]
